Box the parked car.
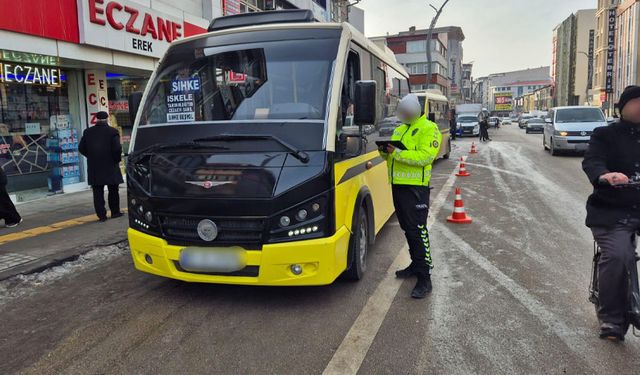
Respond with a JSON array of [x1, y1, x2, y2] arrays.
[[518, 114, 533, 129], [378, 116, 401, 137], [543, 106, 608, 156], [525, 118, 545, 134]]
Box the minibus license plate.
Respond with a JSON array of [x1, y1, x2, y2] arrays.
[[179, 247, 246, 273]]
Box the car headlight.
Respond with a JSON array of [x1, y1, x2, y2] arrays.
[[269, 196, 328, 242], [554, 130, 568, 136]]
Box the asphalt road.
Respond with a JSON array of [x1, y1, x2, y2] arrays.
[[2, 125, 640, 375]]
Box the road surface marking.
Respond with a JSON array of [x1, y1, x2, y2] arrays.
[[0, 210, 127, 246], [463, 161, 531, 180], [434, 224, 604, 374], [322, 165, 458, 375]]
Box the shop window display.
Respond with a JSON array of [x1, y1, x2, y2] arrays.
[[0, 76, 70, 193]]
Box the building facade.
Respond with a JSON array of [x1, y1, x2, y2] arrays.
[[486, 67, 552, 114], [552, 9, 597, 107], [593, 0, 620, 109], [461, 63, 473, 103], [614, 0, 640, 102], [382, 26, 464, 98]]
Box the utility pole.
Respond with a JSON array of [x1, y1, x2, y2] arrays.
[[425, 0, 450, 93]]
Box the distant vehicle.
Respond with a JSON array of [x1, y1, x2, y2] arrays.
[[455, 103, 482, 137], [510, 114, 519, 122], [531, 110, 548, 119], [489, 116, 500, 128], [543, 106, 608, 156], [518, 114, 534, 129], [415, 90, 452, 159], [456, 103, 482, 115], [501, 117, 512, 125], [457, 115, 480, 136], [378, 116, 400, 136], [525, 118, 545, 134]]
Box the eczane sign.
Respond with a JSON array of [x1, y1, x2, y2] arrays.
[[77, 0, 184, 58]]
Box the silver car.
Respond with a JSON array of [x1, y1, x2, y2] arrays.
[[543, 106, 608, 156]]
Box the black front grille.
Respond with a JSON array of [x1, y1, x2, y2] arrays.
[[567, 140, 589, 144], [174, 263, 259, 277], [160, 215, 265, 247], [566, 131, 593, 136]]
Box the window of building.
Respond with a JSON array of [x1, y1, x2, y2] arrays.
[[407, 40, 427, 53]]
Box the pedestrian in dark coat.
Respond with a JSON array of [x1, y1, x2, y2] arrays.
[[79, 111, 124, 222], [582, 85, 640, 341], [449, 109, 457, 140], [0, 166, 21, 227]]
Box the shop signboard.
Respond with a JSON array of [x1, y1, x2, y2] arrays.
[[77, 0, 184, 58], [85, 70, 109, 125], [0, 50, 59, 66], [0, 62, 62, 87], [495, 92, 513, 112]]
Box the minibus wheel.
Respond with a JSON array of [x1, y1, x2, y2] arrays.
[[344, 208, 369, 280]]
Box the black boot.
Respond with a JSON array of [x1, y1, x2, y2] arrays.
[[599, 322, 625, 342], [395, 265, 414, 279], [411, 275, 432, 299]]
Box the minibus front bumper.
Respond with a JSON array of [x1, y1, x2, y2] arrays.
[[128, 227, 351, 286]]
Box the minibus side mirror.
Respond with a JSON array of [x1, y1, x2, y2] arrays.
[[545, 118, 552, 124], [128, 92, 144, 125], [353, 80, 377, 126]]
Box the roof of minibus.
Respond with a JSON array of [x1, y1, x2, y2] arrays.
[[413, 90, 448, 102], [172, 22, 408, 79]]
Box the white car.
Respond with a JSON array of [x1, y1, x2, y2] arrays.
[[543, 106, 608, 156], [501, 117, 512, 125], [457, 115, 480, 136]]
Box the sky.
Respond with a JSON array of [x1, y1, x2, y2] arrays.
[[357, 0, 594, 78]]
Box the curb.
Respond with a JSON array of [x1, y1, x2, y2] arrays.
[[0, 238, 128, 282]]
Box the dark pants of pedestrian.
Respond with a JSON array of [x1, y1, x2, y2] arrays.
[[450, 124, 457, 140], [592, 218, 640, 326], [0, 186, 20, 224], [392, 185, 433, 278], [480, 124, 490, 142], [92, 184, 120, 219]]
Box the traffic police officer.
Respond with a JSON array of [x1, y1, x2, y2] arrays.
[[380, 94, 442, 299], [583, 85, 640, 341]]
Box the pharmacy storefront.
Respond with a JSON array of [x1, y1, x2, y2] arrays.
[[0, 0, 208, 201]]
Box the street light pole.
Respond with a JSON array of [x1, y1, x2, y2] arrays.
[[425, 0, 450, 93]]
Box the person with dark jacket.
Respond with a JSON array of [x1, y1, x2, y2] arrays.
[[0, 167, 21, 227], [582, 85, 640, 341], [79, 111, 124, 222], [449, 109, 457, 140]]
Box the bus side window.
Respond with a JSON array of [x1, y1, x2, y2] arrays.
[[336, 51, 362, 160], [339, 51, 361, 132]]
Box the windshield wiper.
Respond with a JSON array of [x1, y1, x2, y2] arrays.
[[128, 142, 229, 163], [193, 134, 310, 163]]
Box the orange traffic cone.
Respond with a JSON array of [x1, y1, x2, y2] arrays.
[[447, 188, 473, 224], [470, 142, 478, 154], [456, 157, 471, 177]]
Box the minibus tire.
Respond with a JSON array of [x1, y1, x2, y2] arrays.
[[344, 207, 369, 281]]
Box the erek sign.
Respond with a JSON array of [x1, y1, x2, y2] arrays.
[[77, 0, 184, 58]]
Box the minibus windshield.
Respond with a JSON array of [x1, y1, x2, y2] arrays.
[[139, 38, 338, 125]]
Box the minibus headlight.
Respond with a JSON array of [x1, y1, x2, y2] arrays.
[[128, 197, 159, 235], [296, 209, 308, 221], [269, 196, 328, 242], [279, 216, 291, 227]]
